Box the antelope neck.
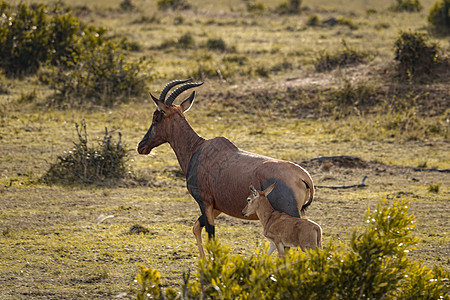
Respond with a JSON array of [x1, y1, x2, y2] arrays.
[[256, 197, 276, 228], [168, 120, 205, 175]]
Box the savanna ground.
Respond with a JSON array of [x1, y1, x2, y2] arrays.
[[0, 0, 449, 298]]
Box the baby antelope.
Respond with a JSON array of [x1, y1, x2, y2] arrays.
[[242, 182, 322, 258]]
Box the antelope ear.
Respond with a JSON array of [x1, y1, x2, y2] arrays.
[[150, 92, 169, 114], [250, 184, 257, 197], [180, 91, 195, 113], [264, 182, 277, 197]]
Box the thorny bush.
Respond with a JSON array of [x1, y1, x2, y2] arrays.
[[43, 120, 129, 185]]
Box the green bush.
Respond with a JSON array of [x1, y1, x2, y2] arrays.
[[393, 31, 439, 78], [306, 14, 320, 26], [428, 0, 450, 35], [43, 121, 129, 185], [0, 75, 9, 94], [0, 1, 104, 76], [391, 0, 423, 12], [177, 32, 196, 48], [315, 41, 369, 72], [156, 0, 191, 11], [0, 1, 148, 104], [336, 17, 358, 30], [47, 40, 147, 106], [205, 37, 227, 52], [158, 32, 195, 50], [119, 0, 135, 11], [0, 2, 49, 77], [328, 79, 376, 115], [276, 0, 302, 14], [247, 1, 266, 14], [136, 199, 449, 299]]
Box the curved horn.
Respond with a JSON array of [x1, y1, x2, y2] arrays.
[[166, 82, 204, 106], [159, 79, 192, 103], [148, 92, 159, 104]]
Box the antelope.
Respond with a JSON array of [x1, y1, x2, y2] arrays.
[[137, 79, 314, 257], [242, 183, 322, 258]]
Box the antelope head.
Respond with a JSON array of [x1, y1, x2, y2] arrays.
[[137, 79, 203, 155], [242, 182, 277, 217]]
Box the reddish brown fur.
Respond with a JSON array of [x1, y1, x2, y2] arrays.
[[138, 81, 314, 257], [242, 183, 322, 258]]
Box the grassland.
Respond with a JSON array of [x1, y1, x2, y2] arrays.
[[1, 0, 449, 298]]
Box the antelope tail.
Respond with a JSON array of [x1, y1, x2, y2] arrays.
[[300, 179, 314, 213], [317, 227, 323, 249]]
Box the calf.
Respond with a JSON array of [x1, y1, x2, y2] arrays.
[[242, 182, 322, 258]]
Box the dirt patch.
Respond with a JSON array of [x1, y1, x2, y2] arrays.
[[302, 155, 369, 169]]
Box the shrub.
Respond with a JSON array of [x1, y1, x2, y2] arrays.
[[156, 0, 191, 11], [43, 121, 129, 185], [178, 32, 196, 48], [119, 0, 135, 11], [428, 183, 440, 193], [428, 0, 450, 35], [0, 1, 104, 76], [0, 75, 9, 94], [205, 37, 227, 52], [336, 17, 358, 30], [391, 0, 423, 12], [158, 32, 195, 50], [18, 89, 37, 104], [276, 0, 302, 14], [222, 54, 248, 66], [314, 41, 369, 72], [136, 199, 450, 299], [328, 79, 376, 115], [0, 2, 49, 77], [0, 1, 148, 104], [247, 1, 266, 14], [47, 40, 147, 107], [306, 14, 320, 26], [393, 31, 439, 77]]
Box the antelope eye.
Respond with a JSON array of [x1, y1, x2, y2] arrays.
[[247, 198, 251, 203]]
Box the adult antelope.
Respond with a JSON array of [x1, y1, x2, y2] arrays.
[[137, 79, 314, 257], [242, 183, 322, 258]]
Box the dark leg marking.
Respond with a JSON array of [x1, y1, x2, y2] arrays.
[[195, 214, 214, 238], [205, 222, 215, 239], [197, 215, 206, 227]]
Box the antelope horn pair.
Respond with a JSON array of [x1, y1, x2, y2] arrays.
[[149, 78, 204, 106]]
